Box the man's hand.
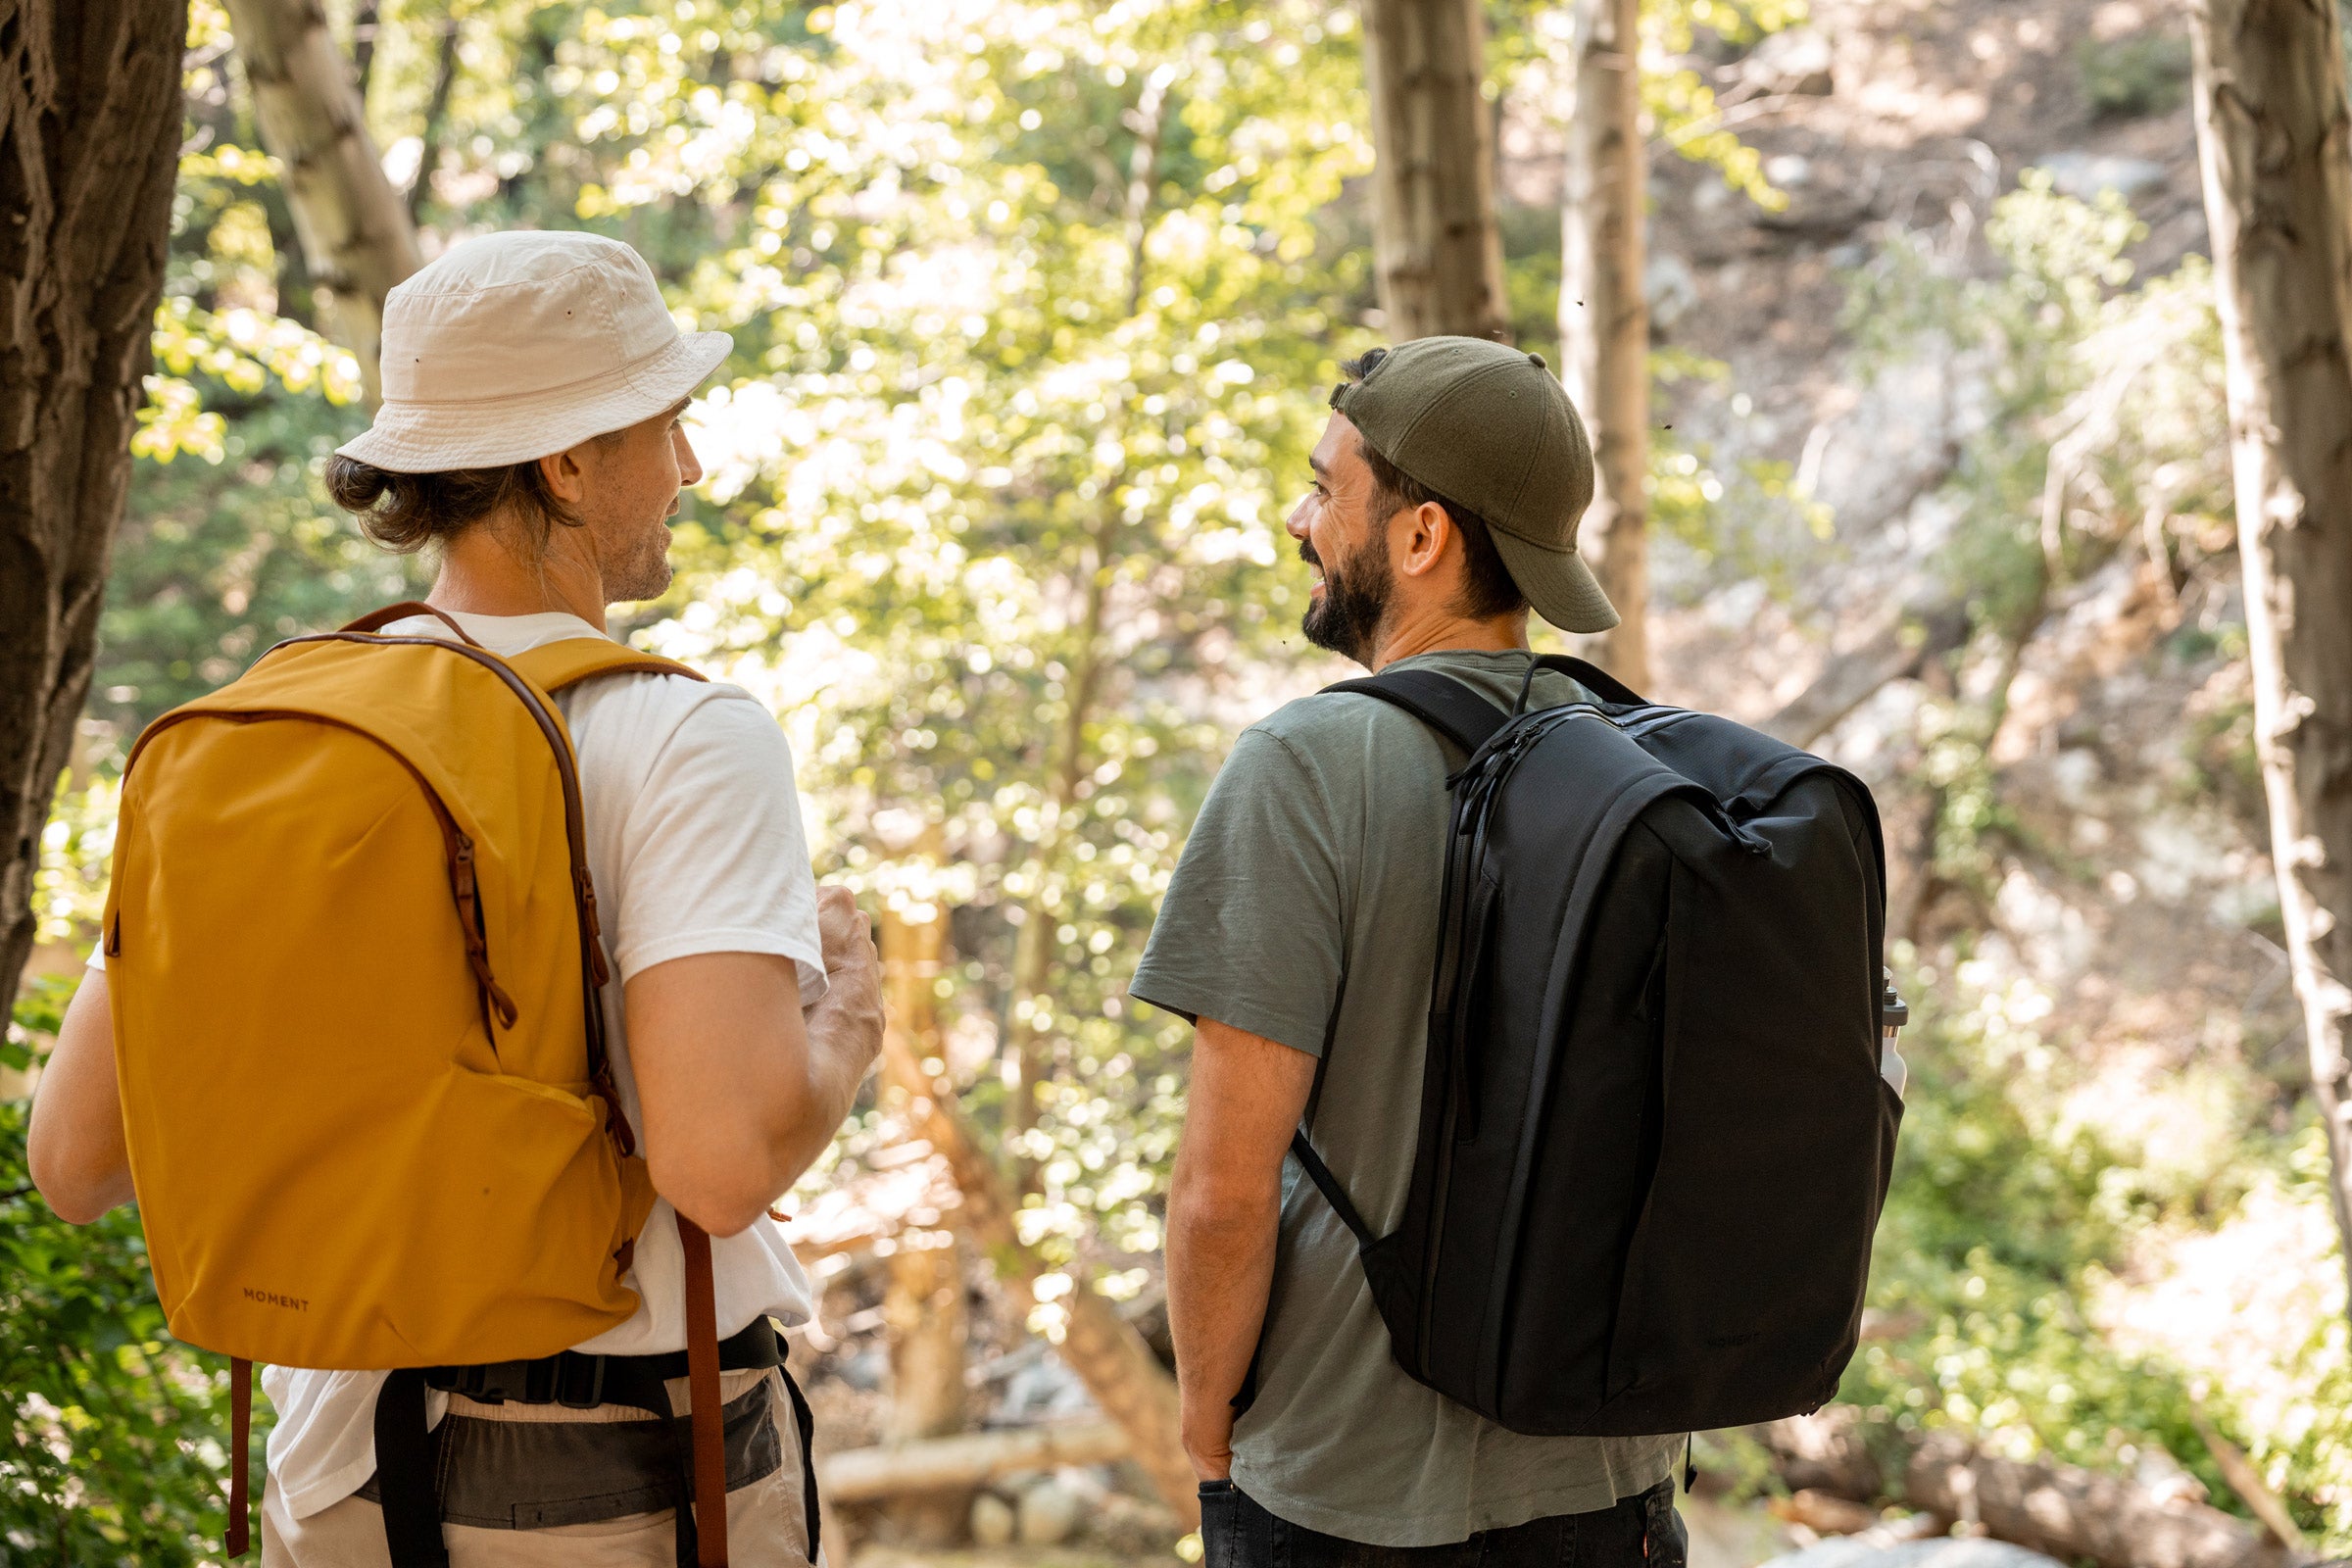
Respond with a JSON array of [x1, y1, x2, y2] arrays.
[[1182, 1396, 1238, 1483], [630, 887, 883, 1236], [1166, 1017, 1317, 1484], [805, 884, 884, 1082]]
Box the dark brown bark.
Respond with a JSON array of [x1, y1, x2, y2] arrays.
[[406, 14, 460, 225], [0, 0, 189, 1012], [2189, 0, 2352, 1304], [1359, 0, 1509, 341], [222, 0, 419, 405], [1560, 0, 1650, 689], [348, 0, 378, 99]]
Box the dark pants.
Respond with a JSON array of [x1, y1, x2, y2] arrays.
[[1199, 1477, 1687, 1568]]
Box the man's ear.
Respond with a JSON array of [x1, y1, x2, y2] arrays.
[[538, 444, 592, 506], [1395, 500, 1453, 581]]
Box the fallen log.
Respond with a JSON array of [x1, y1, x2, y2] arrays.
[[817, 1420, 1129, 1503], [1904, 1433, 2293, 1568], [1748, 1418, 2302, 1568]]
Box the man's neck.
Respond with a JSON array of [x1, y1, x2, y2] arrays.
[[1366, 608, 1531, 672], [426, 522, 609, 632]]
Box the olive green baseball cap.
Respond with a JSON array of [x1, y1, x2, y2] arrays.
[[1329, 335, 1618, 633]]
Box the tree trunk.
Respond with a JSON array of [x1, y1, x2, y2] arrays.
[[2189, 0, 2352, 1308], [406, 14, 462, 225], [875, 909, 1195, 1531], [1359, 0, 1509, 342], [1559, 0, 1651, 692], [222, 0, 420, 405], [0, 0, 188, 1012], [877, 894, 973, 1544]]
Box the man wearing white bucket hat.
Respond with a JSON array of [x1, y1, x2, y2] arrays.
[[302, 230, 881, 1562]]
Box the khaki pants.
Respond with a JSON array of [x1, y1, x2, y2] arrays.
[[262, 1368, 820, 1568]]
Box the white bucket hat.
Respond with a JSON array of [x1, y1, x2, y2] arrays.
[[336, 230, 732, 473]]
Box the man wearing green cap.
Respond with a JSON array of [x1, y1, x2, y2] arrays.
[[1132, 339, 1686, 1564]]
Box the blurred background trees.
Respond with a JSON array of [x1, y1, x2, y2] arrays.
[[5, 0, 2352, 1561]]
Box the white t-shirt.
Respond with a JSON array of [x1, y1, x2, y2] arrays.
[[101, 610, 827, 1518]]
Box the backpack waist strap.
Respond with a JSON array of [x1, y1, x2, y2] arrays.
[[423, 1317, 784, 1416]]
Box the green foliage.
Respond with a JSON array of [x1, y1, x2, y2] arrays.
[[1847, 962, 2351, 1544], [2, 1016, 252, 1562], [1844, 173, 2230, 900], [2078, 32, 2192, 121]]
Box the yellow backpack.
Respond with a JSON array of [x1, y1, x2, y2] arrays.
[[101, 604, 726, 1551]]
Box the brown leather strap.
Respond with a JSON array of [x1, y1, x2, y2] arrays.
[[677, 1213, 729, 1567], [340, 601, 483, 645], [226, 1357, 253, 1556]]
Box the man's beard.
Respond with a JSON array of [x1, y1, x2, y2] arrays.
[[1301, 534, 1395, 666], [603, 515, 675, 603]]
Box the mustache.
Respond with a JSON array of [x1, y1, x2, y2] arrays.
[[1299, 541, 1323, 570]]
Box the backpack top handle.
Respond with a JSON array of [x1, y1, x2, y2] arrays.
[[341, 600, 486, 647], [1536, 654, 1648, 708]]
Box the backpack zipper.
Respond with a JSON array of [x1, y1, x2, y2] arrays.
[[1416, 702, 1637, 1386], [125, 709, 520, 1033]]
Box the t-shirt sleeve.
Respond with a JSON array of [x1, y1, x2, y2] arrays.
[[1130, 727, 1348, 1057], [607, 690, 827, 1002]]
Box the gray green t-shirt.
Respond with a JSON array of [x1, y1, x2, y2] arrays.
[[1132, 649, 1680, 1547]]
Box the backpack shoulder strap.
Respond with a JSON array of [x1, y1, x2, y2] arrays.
[[1324, 668, 1511, 757], [505, 637, 708, 695]]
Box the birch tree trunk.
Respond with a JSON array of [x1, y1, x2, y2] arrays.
[[222, 0, 419, 405], [1359, 0, 1510, 342], [1559, 0, 1651, 693], [0, 0, 187, 1012], [877, 893, 974, 1544], [2189, 0, 2352, 1307]]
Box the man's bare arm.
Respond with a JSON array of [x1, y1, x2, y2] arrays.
[[630, 885, 885, 1237], [26, 971, 135, 1224], [1165, 1015, 1317, 1481]]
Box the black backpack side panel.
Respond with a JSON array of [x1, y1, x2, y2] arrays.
[[1552, 776, 1893, 1434]]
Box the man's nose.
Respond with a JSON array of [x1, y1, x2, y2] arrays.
[[1285, 497, 1311, 539], [675, 427, 705, 486]]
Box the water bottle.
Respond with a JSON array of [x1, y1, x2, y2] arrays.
[[1881, 967, 1910, 1100]]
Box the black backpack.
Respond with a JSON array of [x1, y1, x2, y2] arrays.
[[1294, 655, 1902, 1437]]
